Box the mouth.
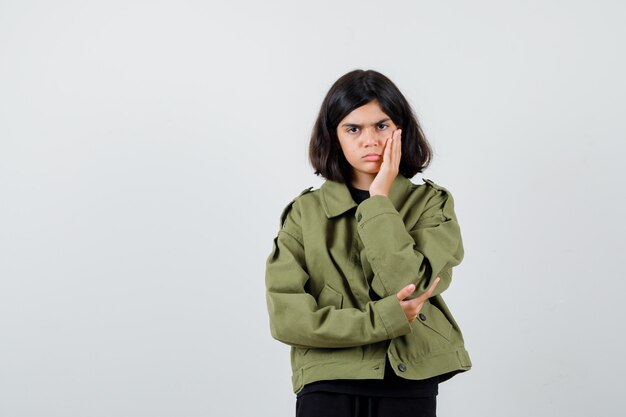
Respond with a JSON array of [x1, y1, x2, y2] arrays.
[[362, 153, 381, 161]]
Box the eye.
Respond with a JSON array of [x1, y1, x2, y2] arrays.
[[347, 127, 359, 134], [377, 123, 388, 130]]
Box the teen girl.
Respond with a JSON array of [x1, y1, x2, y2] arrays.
[[265, 69, 471, 417]]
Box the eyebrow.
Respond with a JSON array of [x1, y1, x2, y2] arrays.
[[341, 118, 392, 128]]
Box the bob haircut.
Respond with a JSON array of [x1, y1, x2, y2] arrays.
[[309, 69, 433, 183]]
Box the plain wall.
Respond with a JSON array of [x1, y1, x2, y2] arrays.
[[1, 1, 625, 416]]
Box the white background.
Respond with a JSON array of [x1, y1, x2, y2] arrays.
[[1, 1, 625, 416]]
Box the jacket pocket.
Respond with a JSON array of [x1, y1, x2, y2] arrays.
[[417, 300, 453, 341], [317, 284, 343, 309]]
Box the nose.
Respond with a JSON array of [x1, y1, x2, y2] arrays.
[[363, 127, 380, 147]]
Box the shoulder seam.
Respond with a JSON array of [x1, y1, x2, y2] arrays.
[[278, 186, 315, 228], [280, 228, 304, 247], [421, 178, 451, 193]]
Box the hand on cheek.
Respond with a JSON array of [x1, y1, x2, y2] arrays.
[[369, 129, 402, 197]]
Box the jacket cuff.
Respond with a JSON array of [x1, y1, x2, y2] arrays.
[[375, 294, 412, 339], [355, 195, 398, 223]]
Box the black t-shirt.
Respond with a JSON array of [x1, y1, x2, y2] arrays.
[[348, 185, 371, 206], [297, 184, 439, 398]]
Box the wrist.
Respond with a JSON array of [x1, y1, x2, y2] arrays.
[[368, 185, 390, 197]]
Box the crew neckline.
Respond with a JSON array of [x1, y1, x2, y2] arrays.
[[347, 184, 370, 204]]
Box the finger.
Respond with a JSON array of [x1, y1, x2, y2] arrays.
[[396, 283, 416, 301], [388, 130, 400, 169], [415, 277, 441, 302], [423, 277, 441, 297], [394, 129, 402, 165], [383, 137, 392, 166], [389, 132, 397, 166], [379, 138, 392, 171], [395, 129, 402, 163], [393, 129, 401, 144]]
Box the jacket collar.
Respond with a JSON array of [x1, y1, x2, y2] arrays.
[[320, 174, 413, 218]]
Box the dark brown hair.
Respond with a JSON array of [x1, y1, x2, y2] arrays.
[[309, 69, 432, 183]]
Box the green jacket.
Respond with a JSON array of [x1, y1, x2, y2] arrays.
[[265, 174, 471, 393]]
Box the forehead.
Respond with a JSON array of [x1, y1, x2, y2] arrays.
[[341, 100, 390, 122]]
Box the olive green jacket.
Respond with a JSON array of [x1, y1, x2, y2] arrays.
[[265, 174, 471, 393]]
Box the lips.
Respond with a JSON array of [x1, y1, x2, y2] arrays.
[[362, 153, 381, 162]]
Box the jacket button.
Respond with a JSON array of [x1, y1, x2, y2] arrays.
[[419, 313, 426, 321], [398, 363, 407, 372], [357, 213, 362, 222]]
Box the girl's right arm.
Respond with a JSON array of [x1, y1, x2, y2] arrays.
[[265, 225, 413, 349]]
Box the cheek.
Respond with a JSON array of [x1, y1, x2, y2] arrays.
[[337, 137, 356, 155], [376, 130, 388, 140], [347, 145, 361, 157]]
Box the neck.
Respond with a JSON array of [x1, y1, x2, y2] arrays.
[[349, 172, 376, 191]]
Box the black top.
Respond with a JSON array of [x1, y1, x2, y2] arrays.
[[348, 185, 371, 205], [297, 184, 439, 398]]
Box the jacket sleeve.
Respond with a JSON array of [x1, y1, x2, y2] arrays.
[[265, 199, 412, 349], [356, 183, 464, 299]]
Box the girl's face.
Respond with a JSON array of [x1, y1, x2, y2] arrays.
[[336, 100, 399, 188]]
